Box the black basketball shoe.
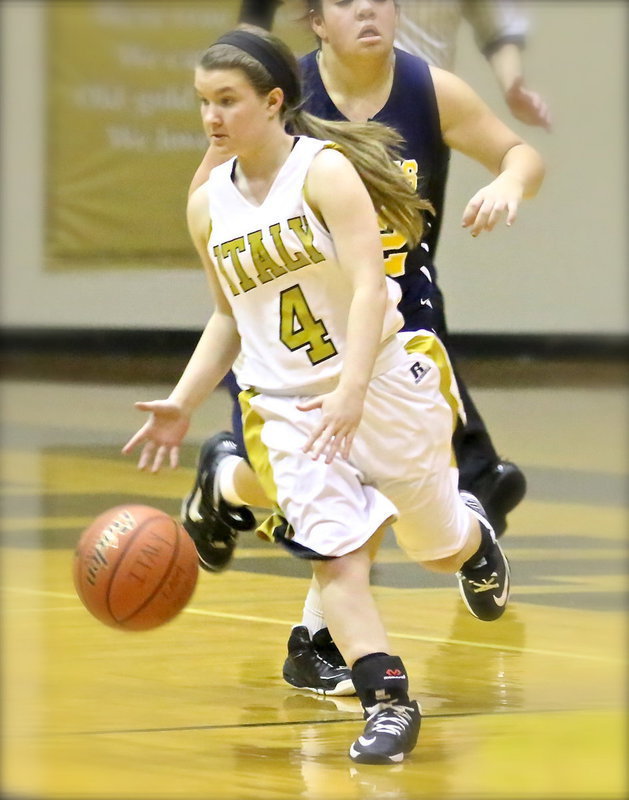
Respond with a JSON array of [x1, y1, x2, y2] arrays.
[[180, 432, 255, 572], [470, 460, 527, 538], [282, 626, 355, 696], [349, 701, 422, 764], [457, 491, 511, 621]]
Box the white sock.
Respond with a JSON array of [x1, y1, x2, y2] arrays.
[[300, 585, 326, 638], [215, 455, 246, 506]]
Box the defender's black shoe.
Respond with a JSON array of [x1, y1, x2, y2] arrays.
[[349, 701, 421, 764], [312, 627, 347, 669], [181, 432, 255, 572], [470, 460, 527, 538], [282, 626, 355, 696], [457, 492, 511, 621]]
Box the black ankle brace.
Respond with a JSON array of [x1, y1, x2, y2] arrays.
[[351, 653, 410, 710]]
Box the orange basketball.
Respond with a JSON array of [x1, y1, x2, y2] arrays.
[[73, 504, 199, 631]]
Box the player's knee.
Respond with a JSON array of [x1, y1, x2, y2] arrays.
[[418, 552, 463, 574], [395, 521, 468, 572]]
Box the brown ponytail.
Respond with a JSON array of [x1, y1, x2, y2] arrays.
[[288, 108, 432, 247]]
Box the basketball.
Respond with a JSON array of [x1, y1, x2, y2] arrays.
[[73, 504, 199, 631]]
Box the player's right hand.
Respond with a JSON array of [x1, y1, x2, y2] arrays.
[[122, 399, 190, 473]]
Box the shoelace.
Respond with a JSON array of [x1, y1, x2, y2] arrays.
[[468, 573, 500, 593], [367, 705, 415, 737]]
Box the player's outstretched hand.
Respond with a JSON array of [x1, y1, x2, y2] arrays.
[[122, 399, 190, 473]]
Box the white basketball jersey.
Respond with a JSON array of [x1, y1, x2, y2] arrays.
[[206, 136, 404, 394]]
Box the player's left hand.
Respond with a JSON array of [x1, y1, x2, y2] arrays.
[[461, 171, 524, 237], [297, 388, 362, 464]]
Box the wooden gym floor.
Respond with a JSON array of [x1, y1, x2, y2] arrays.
[[1, 355, 627, 799]]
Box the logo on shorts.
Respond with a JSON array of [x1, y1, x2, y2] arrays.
[[410, 361, 430, 384]]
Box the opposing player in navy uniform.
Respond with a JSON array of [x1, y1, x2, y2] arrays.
[[297, 7, 515, 525], [180, 0, 544, 695]]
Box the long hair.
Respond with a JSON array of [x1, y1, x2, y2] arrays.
[[199, 28, 433, 246]]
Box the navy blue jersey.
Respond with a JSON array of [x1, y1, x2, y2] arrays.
[[299, 48, 450, 332]]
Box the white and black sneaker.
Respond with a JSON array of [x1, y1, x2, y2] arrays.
[[349, 701, 421, 765], [181, 432, 255, 572], [282, 626, 355, 696], [457, 491, 511, 621]]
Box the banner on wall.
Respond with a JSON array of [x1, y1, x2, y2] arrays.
[[46, 1, 242, 270]]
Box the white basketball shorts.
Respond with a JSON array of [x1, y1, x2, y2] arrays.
[[240, 331, 472, 562]]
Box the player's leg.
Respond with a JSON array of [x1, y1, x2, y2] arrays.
[[246, 394, 421, 763], [180, 431, 257, 571], [283, 524, 386, 696], [312, 533, 421, 764], [361, 335, 510, 621], [282, 575, 355, 696], [453, 377, 526, 537], [392, 476, 511, 622], [181, 378, 356, 694], [181, 371, 267, 572], [430, 283, 526, 536]]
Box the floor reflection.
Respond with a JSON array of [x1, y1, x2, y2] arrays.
[[422, 605, 526, 715]]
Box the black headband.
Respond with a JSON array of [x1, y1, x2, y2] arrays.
[[213, 30, 301, 108]]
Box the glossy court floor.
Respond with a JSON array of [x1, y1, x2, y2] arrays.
[[1, 356, 627, 799]]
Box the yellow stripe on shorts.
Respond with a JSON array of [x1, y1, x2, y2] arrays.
[[239, 388, 285, 543], [403, 332, 464, 466]]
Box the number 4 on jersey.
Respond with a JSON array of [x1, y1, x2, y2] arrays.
[[279, 285, 338, 365]]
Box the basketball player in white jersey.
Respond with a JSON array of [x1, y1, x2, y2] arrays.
[[122, 28, 523, 764]]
